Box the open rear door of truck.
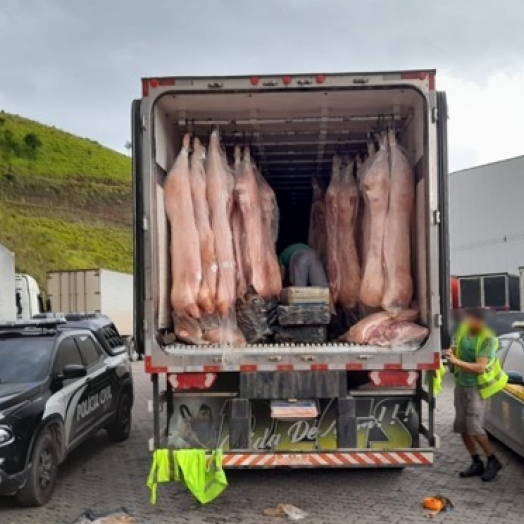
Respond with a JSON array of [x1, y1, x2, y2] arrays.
[[132, 100, 145, 357], [437, 91, 451, 348]]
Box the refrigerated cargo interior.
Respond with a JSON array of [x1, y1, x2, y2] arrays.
[[142, 77, 443, 361]]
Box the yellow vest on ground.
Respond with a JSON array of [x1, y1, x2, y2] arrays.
[[147, 449, 228, 505], [455, 323, 507, 399]]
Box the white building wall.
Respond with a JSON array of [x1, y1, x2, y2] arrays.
[[450, 155, 524, 276]]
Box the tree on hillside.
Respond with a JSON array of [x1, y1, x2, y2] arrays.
[[124, 141, 132, 156], [24, 132, 42, 159]]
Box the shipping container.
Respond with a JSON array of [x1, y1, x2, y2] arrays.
[[132, 71, 449, 469], [457, 273, 520, 311]]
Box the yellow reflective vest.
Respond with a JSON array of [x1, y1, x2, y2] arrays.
[[434, 361, 446, 395], [455, 323, 508, 399]]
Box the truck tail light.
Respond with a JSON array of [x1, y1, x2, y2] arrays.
[[368, 371, 418, 387], [168, 373, 217, 390]]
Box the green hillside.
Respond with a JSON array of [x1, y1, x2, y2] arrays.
[[0, 112, 133, 289]]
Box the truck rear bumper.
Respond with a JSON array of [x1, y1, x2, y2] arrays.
[[222, 449, 434, 468]]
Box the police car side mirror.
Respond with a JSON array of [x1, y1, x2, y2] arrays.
[[506, 371, 524, 386], [59, 364, 87, 381]]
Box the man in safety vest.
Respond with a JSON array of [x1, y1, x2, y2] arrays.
[[446, 308, 506, 482]]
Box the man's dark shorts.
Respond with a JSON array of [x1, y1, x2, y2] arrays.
[[289, 249, 328, 288], [453, 385, 486, 436]]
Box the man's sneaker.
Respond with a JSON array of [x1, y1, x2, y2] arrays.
[[481, 457, 502, 482], [459, 461, 485, 478]]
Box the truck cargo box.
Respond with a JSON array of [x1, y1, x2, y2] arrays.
[[0, 243, 16, 321], [133, 71, 449, 374], [47, 269, 134, 337]]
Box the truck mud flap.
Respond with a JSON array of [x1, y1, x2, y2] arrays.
[[222, 450, 434, 468]]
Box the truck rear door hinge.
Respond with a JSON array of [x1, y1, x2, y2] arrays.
[[142, 217, 149, 231], [141, 114, 146, 131], [432, 106, 438, 123], [433, 210, 441, 225], [435, 314, 443, 328]]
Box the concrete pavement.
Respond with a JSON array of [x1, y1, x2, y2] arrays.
[[2, 365, 524, 524]]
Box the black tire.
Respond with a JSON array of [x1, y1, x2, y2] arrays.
[[107, 390, 132, 442], [16, 429, 59, 507]]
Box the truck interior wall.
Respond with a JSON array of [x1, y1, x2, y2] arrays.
[[151, 87, 430, 344]]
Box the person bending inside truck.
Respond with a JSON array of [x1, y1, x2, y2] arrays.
[[278, 243, 328, 288], [446, 308, 504, 482]]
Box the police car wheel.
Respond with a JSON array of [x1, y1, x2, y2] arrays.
[[107, 390, 132, 442], [16, 430, 59, 507]]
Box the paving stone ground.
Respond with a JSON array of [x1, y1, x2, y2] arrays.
[[2, 365, 524, 524]]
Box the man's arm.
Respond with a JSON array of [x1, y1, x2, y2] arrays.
[[448, 356, 488, 374], [446, 338, 494, 374]]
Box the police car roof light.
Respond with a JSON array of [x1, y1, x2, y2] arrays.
[[0, 317, 67, 332], [32, 312, 67, 321], [65, 312, 100, 321]]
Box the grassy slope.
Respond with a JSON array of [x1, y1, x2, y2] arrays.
[[0, 112, 132, 288]]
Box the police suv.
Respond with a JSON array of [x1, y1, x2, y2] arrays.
[[0, 313, 133, 506]]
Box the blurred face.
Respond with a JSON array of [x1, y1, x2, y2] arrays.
[[464, 314, 484, 334]]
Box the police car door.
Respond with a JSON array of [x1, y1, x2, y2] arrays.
[[68, 334, 116, 445], [52, 336, 90, 450], [497, 340, 524, 451]]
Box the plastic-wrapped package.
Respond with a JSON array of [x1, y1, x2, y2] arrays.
[[308, 177, 327, 264], [325, 155, 343, 303], [369, 320, 428, 348], [189, 137, 217, 315], [381, 129, 415, 314], [236, 286, 273, 343], [280, 286, 330, 305], [174, 315, 209, 345], [358, 134, 390, 308], [339, 308, 419, 344], [274, 325, 327, 344], [164, 134, 203, 319], [206, 130, 237, 317], [70, 507, 135, 524], [336, 158, 361, 310], [277, 304, 330, 326]]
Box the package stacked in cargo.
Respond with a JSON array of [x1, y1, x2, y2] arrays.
[[274, 325, 327, 344], [236, 286, 278, 343], [280, 286, 330, 305], [276, 287, 330, 344], [277, 304, 330, 326]]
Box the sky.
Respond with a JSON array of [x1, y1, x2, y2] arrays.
[[0, 0, 523, 172]]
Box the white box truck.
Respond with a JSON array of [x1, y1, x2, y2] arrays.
[[132, 70, 450, 468], [47, 269, 138, 360], [0, 243, 43, 321], [0, 243, 17, 321]]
